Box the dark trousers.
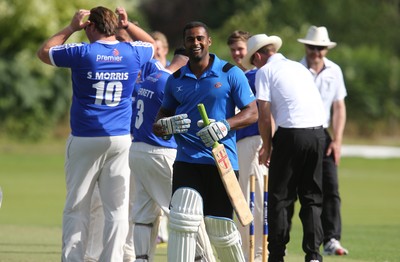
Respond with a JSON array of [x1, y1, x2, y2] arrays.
[[287, 130, 343, 246], [322, 130, 342, 244], [268, 127, 325, 262], [172, 161, 235, 219]]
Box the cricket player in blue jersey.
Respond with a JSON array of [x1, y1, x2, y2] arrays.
[[125, 48, 188, 261], [37, 6, 155, 262], [153, 21, 258, 262], [227, 30, 268, 262]]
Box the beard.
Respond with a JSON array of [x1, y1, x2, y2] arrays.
[[187, 48, 205, 62], [191, 54, 202, 62]]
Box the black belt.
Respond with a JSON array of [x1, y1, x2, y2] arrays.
[[279, 125, 323, 130]]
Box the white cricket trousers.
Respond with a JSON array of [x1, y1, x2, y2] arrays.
[[62, 135, 131, 262], [124, 142, 176, 261], [237, 135, 267, 261], [130, 142, 176, 222]]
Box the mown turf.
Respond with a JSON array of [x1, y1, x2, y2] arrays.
[[0, 143, 399, 261]]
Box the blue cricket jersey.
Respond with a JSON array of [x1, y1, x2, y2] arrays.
[[132, 59, 164, 118], [162, 54, 255, 170], [140, 59, 164, 82], [132, 69, 177, 148], [50, 40, 154, 137], [236, 69, 260, 141]]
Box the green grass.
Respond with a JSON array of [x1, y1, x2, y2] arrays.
[[0, 142, 399, 262]]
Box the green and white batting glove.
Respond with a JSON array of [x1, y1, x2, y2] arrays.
[[196, 119, 230, 147], [157, 114, 191, 137]]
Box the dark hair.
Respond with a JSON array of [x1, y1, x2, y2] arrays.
[[182, 21, 209, 39], [227, 30, 251, 46], [89, 6, 118, 37], [250, 45, 274, 65]]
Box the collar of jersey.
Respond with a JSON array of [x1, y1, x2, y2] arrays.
[[95, 40, 120, 45]]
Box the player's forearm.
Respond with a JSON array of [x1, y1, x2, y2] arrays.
[[125, 23, 156, 48], [332, 100, 346, 144], [259, 120, 272, 149], [38, 9, 91, 65], [227, 100, 258, 130], [37, 26, 75, 65], [115, 7, 155, 47], [257, 101, 272, 151]]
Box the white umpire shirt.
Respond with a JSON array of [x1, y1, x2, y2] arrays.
[[300, 57, 347, 128], [256, 53, 325, 129]]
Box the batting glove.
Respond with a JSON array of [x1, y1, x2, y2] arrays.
[[197, 118, 215, 128], [157, 114, 191, 135], [196, 119, 230, 147]]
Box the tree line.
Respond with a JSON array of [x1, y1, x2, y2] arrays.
[[0, 0, 399, 141]]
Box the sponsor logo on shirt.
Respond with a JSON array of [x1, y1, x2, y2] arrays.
[[96, 49, 123, 62], [145, 73, 162, 83], [214, 82, 222, 88]]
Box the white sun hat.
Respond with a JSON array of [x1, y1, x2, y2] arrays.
[[297, 26, 337, 49], [242, 33, 282, 70]]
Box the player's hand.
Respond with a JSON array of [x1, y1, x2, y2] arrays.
[[196, 120, 230, 147], [259, 145, 271, 167], [70, 9, 91, 31], [326, 140, 341, 166], [115, 7, 129, 29], [157, 114, 191, 135], [197, 119, 215, 128]]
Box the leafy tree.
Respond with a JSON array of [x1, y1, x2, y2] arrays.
[[0, 0, 138, 140], [1, 0, 399, 140], [139, 0, 261, 48], [213, 0, 400, 137], [335, 46, 400, 136]]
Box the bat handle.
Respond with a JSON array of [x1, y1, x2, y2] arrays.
[[197, 103, 219, 148], [197, 103, 211, 126]]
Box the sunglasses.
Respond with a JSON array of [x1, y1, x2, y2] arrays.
[[306, 45, 327, 51]]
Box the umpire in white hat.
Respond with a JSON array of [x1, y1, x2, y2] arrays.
[[243, 33, 326, 262], [298, 25, 349, 256]]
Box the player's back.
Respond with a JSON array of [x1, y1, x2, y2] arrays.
[[51, 41, 154, 136], [132, 69, 177, 148]]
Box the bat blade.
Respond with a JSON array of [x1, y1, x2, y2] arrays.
[[198, 103, 253, 226], [211, 140, 254, 226]]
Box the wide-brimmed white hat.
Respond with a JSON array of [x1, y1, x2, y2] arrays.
[[242, 33, 282, 70], [297, 26, 337, 49]]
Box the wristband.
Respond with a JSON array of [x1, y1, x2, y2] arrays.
[[220, 119, 231, 131]]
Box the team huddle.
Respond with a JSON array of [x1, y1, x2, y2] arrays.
[[37, 5, 348, 262]]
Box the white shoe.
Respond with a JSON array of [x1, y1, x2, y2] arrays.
[[323, 238, 349, 255]]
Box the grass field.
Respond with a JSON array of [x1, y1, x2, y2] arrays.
[[0, 141, 399, 262]]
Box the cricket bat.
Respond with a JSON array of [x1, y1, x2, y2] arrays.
[[197, 103, 254, 226], [249, 175, 256, 262], [262, 174, 269, 262]]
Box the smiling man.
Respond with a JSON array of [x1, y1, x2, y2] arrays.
[[227, 30, 267, 262], [298, 25, 348, 256], [153, 21, 258, 262]]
